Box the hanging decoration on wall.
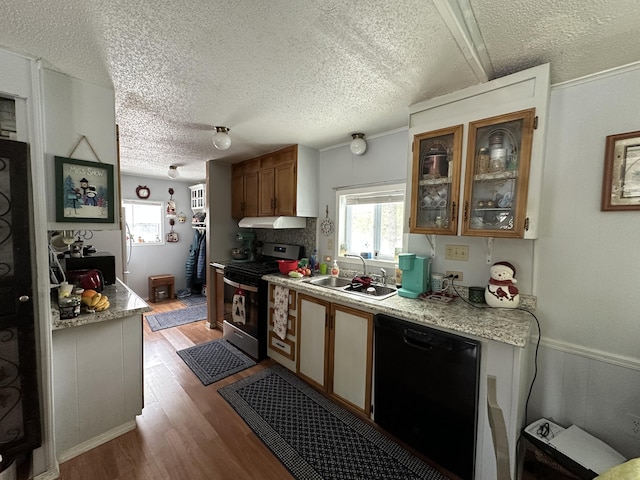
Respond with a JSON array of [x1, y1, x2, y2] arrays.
[[320, 205, 334, 236], [55, 156, 114, 223], [136, 185, 150, 199], [167, 218, 179, 243], [167, 187, 176, 217], [177, 211, 187, 223]]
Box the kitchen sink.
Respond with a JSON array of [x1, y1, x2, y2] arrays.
[[343, 283, 397, 300], [306, 275, 397, 300], [307, 276, 352, 288]]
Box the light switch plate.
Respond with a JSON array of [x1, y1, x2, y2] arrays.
[[445, 245, 469, 261]]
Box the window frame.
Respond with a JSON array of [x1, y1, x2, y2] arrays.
[[123, 199, 166, 246], [335, 183, 405, 269]]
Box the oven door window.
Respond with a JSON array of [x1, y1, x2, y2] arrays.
[[223, 277, 259, 338]]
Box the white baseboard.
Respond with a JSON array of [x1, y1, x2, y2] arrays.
[[538, 337, 640, 371], [57, 420, 137, 464], [33, 469, 59, 480]]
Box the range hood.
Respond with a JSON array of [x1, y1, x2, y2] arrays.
[[238, 216, 307, 229]]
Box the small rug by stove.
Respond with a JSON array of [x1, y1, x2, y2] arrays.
[[178, 293, 208, 307], [177, 339, 256, 386], [146, 304, 208, 332], [218, 365, 449, 480]]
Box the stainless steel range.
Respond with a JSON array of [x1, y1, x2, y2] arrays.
[[222, 242, 302, 360]]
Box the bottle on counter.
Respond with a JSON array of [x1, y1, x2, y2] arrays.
[[310, 249, 317, 272], [331, 260, 340, 277]]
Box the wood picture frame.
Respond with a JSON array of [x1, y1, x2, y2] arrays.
[[601, 130, 640, 211], [55, 156, 114, 223]]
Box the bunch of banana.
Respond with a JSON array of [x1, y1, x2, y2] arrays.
[[81, 290, 110, 311]]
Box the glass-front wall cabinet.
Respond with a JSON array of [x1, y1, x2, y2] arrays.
[[409, 125, 463, 235], [462, 108, 535, 237]]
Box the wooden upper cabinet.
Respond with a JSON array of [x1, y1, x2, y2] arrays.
[[258, 164, 275, 216], [232, 160, 259, 219], [244, 171, 259, 217], [231, 144, 317, 219], [461, 108, 535, 238], [231, 174, 244, 219], [274, 160, 296, 216]]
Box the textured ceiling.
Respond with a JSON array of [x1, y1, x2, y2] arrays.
[[1, 1, 639, 182]]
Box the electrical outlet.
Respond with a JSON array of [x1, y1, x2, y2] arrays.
[[625, 412, 640, 439], [445, 244, 469, 261], [446, 271, 463, 282]]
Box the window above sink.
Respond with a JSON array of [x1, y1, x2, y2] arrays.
[[335, 183, 405, 266]]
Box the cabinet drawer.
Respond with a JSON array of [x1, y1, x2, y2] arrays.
[[269, 331, 295, 360], [269, 307, 296, 336], [269, 284, 297, 311]]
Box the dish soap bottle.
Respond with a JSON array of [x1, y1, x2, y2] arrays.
[[331, 260, 340, 277]]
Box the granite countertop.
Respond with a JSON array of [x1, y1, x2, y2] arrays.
[[52, 278, 151, 330], [264, 273, 535, 348]]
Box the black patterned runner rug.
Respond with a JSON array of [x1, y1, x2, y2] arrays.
[[177, 339, 256, 386], [218, 365, 450, 480]]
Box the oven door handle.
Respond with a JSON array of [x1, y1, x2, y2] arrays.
[[223, 276, 259, 293]]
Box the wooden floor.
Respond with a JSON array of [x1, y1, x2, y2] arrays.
[[57, 299, 294, 480]]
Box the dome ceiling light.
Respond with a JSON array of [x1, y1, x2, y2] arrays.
[[213, 126, 231, 150], [350, 133, 367, 155], [167, 165, 179, 178]]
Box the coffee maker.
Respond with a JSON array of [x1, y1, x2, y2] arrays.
[[397, 253, 431, 298]]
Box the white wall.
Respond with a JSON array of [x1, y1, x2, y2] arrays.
[[114, 174, 202, 298], [317, 130, 410, 268], [43, 68, 120, 231], [529, 64, 640, 459]]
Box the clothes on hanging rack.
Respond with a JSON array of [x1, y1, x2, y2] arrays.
[[185, 229, 206, 292]]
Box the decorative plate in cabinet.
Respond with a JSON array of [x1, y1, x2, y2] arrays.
[[409, 125, 463, 235]]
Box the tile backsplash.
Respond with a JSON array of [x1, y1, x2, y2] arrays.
[[254, 218, 317, 258]]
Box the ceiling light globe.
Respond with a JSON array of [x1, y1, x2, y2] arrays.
[[350, 133, 367, 156], [167, 166, 179, 178], [213, 127, 231, 150]]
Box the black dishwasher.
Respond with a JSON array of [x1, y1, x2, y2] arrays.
[[374, 314, 480, 480]]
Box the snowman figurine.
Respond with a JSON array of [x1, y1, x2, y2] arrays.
[[485, 261, 520, 308]]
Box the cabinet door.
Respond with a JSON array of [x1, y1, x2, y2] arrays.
[[462, 108, 535, 238], [274, 161, 296, 216], [329, 305, 373, 415], [409, 125, 463, 235], [243, 171, 259, 217], [296, 294, 329, 390], [231, 175, 244, 219], [258, 168, 275, 216]]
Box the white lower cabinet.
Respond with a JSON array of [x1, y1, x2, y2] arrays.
[[52, 314, 143, 461], [296, 293, 373, 415]]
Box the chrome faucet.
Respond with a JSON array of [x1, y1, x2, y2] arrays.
[[345, 253, 367, 277], [380, 268, 388, 285]]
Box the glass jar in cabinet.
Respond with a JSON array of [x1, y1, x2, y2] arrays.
[[409, 125, 463, 235], [462, 108, 536, 238]]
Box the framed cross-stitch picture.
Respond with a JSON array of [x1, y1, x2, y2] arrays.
[[55, 156, 114, 223]]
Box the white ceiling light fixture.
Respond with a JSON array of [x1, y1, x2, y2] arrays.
[[167, 165, 179, 178], [350, 133, 367, 156], [213, 126, 231, 150]]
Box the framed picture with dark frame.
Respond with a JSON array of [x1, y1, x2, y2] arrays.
[[55, 156, 114, 223], [601, 130, 640, 211]]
